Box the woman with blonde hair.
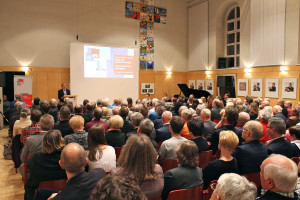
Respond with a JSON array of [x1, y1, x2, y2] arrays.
[[110, 134, 163, 199], [24, 130, 66, 200], [105, 115, 125, 147], [87, 124, 116, 171], [202, 131, 239, 189]]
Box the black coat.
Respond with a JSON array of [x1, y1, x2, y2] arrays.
[[267, 137, 292, 158], [58, 89, 70, 102]]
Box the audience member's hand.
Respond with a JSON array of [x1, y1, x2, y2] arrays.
[[47, 193, 58, 200]]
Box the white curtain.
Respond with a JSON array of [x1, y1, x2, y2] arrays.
[[188, 2, 208, 71], [250, 0, 286, 66]]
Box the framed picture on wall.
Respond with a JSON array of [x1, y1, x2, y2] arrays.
[[250, 78, 263, 97], [206, 79, 214, 95], [265, 78, 279, 98], [282, 78, 297, 99], [196, 80, 204, 90], [188, 80, 195, 89], [141, 83, 154, 94], [237, 79, 248, 97]]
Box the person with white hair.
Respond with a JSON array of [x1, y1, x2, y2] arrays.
[[260, 100, 270, 110], [180, 109, 193, 139], [200, 109, 216, 137], [194, 104, 205, 120], [273, 105, 287, 124], [258, 109, 273, 144], [210, 173, 257, 200], [257, 154, 298, 200]]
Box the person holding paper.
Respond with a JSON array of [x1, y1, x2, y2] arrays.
[[58, 83, 70, 102]]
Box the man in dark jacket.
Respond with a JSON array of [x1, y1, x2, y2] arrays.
[[34, 143, 106, 200]]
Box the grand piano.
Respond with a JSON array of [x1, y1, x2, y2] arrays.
[[177, 84, 211, 99]]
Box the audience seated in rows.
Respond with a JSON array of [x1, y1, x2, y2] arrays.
[[126, 112, 143, 139], [110, 134, 163, 199], [13, 108, 31, 137], [138, 118, 158, 150], [180, 108, 192, 139]]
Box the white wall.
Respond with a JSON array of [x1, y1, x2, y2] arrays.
[[0, 0, 188, 71]]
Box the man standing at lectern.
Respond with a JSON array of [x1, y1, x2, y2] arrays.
[[58, 83, 70, 102]]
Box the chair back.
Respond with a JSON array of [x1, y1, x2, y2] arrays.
[[212, 119, 220, 123], [292, 157, 300, 165], [244, 172, 261, 188], [158, 142, 162, 151], [167, 185, 203, 200], [114, 147, 122, 161], [198, 150, 213, 168], [202, 180, 217, 200], [162, 159, 178, 173], [23, 156, 31, 186], [38, 179, 67, 191]]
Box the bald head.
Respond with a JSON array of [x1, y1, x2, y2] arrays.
[[112, 106, 120, 115], [201, 109, 211, 121], [243, 120, 263, 141], [93, 107, 103, 120], [60, 143, 87, 174], [237, 112, 250, 127], [162, 111, 172, 125], [261, 154, 297, 192]]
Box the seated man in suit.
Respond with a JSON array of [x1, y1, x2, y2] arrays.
[[273, 105, 287, 124], [207, 107, 240, 154], [158, 116, 187, 164], [58, 83, 70, 102], [200, 109, 217, 137], [232, 121, 268, 174], [267, 117, 292, 158], [156, 111, 172, 143], [257, 154, 298, 200], [34, 143, 106, 200], [211, 99, 222, 121]]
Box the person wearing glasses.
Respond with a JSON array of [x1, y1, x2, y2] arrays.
[[210, 173, 257, 200], [267, 117, 293, 158], [232, 121, 268, 175]]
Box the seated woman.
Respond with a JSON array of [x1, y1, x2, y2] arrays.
[[64, 115, 88, 150], [24, 130, 66, 200], [13, 108, 31, 137], [105, 115, 126, 147], [87, 123, 116, 172], [110, 134, 163, 199], [161, 140, 203, 200], [249, 102, 259, 120], [202, 131, 239, 190], [187, 119, 209, 153]]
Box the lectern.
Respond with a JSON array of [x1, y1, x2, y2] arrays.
[[62, 95, 78, 106]]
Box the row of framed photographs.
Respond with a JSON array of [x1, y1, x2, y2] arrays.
[[188, 80, 214, 95], [238, 78, 297, 99]]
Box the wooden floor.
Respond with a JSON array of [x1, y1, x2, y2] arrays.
[[0, 127, 24, 200]]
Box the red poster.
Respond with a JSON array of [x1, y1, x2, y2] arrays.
[[22, 94, 32, 107]]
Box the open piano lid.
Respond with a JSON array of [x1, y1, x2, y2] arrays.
[[177, 84, 211, 99]]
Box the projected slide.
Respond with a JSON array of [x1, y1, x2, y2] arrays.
[[84, 46, 135, 78]]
